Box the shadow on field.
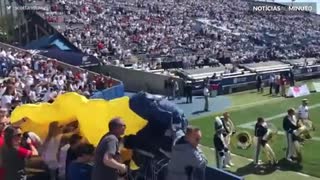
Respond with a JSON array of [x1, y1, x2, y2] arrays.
[[276, 158, 303, 172], [234, 162, 277, 176], [192, 110, 208, 115], [234, 159, 303, 177]]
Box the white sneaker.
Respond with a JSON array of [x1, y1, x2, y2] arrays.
[[286, 158, 293, 162], [228, 162, 235, 167], [223, 165, 231, 168]]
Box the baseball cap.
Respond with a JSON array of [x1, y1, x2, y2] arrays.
[[302, 99, 308, 102]]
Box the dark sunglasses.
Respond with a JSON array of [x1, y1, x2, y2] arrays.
[[118, 124, 126, 128]]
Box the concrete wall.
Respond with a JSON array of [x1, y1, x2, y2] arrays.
[[95, 65, 183, 95]]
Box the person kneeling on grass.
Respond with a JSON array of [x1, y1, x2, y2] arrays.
[[67, 143, 95, 180]]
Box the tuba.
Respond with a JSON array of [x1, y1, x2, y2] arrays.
[[232, 122, 278, 150], [295, 119, 313, 140], [233, 131, 252, 150]]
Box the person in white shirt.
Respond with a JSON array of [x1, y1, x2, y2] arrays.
[[58, 143, 71, 180], [298, 99, 314, 131], [203, 84, 210, 111], [1, 86, 15, 109]]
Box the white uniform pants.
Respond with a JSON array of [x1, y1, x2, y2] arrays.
[[216, 151, 225, 169], [224, 134, 231, 164], [285, 132, 299, 159]]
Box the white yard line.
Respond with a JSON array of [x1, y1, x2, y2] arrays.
[[228, 97, 282, 110], [297, 172, 311, 178], [239, 103, 320, 128], [238, 103, 320, 141]]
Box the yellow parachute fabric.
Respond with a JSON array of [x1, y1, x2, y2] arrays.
[[10, 92, 147, 146]]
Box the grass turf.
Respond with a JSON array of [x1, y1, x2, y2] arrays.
[[190, 80, 320, 178]]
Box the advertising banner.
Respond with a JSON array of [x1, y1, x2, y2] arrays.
[[287, 84, 310, 97], [313, 82, 320, 92]]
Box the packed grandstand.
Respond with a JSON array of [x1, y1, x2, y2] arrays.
[[0, 0, 320, 180], [40, 0, 320, 67]]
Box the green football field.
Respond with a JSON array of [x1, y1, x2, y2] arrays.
[[190, 79, 320, 179]]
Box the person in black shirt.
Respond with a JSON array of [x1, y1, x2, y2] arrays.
[[253, 117, 277, 167], [256, 74, 263, 93], [184, 81, 193, 104], [65, 134, 83, 180], [283, 108, 300, 162]]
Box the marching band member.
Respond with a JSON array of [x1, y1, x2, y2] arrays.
[[213, 125, 229, 169], [253, 117, 277, 167], [283, 108, 300, 162], [298, 99, 314, 134], [214, 112, 235, 167]]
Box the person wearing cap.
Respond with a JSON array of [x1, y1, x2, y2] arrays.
[[298, 99, 314, 131], [213, 125, 229, 169], [214, 112, 235, 167]]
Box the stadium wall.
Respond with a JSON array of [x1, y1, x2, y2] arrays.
[[92, 65, 184, 95], [91, 83, 125, 100]]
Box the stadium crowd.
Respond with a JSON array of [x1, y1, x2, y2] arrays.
[[29, 0, 320, 68], [0, 45, 128, 180], [0, 46, 115, 113]]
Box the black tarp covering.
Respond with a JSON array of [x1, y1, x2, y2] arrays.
[[39, 49, 100, 67], [124, 92, 187, 154]]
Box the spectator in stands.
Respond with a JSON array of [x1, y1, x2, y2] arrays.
[[167, 126, 207, 180], [0, 126, 39, 180], [1, 85, 16, 110], [65, 134, 83, 180], [91, 118, 127, 180], [42, 121, 78, 180], [67, 143, 95, 180]]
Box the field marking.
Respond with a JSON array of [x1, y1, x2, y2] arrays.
[[238, 103, 320, 141], [297, 172, 311, 178], [238, 103, 320, 128], [207, 147, 314, 178], [228, 97, 283, 111]]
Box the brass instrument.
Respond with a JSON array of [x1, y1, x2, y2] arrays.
[[295, 119, 313, 140], [232, 122, 278, 150], [233, 131, 252, 150]]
